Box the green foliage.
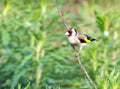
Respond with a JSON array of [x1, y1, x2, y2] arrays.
[[97, 69, 120, 89], [0, 0, 120, 89]]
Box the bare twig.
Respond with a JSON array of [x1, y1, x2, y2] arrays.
[[56, 0, 69, 29], [55, 0, 97, 89], [75, 52, 97, 89]]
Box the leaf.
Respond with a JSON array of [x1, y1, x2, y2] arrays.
[[1, 29, 10, 46], [11, 68, 32, 89], [94, 11, 105, 32]]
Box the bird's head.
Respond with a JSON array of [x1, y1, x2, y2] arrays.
[[65, 28, 77, 37]]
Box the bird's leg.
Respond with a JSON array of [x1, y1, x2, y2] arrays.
[[80, 46, 83, 51], [71, 44, 76, 51], [78, 46, 83, 54]]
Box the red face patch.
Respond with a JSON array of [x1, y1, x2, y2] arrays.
[[67, 29, 72, 37]]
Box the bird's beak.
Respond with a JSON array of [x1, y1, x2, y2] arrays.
[[65, 32, 69, 36]]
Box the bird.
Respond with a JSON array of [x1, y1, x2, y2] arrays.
[[65, 28, 97, 52]]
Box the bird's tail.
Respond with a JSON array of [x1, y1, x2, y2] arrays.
[[85, 34, 97, 42], [90, 38, 97, 41]]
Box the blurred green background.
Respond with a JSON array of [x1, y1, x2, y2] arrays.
[[0, 0, 120, 89]]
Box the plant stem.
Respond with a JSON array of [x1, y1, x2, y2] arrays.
[[35, 41, 43, 86], [36, 66, 42, 86], [75, 52, 97, 89], [56, 0, 69, 29]]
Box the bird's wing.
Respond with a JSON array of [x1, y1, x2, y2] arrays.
[[77, 34, 96, 43], [77, 34, 89, 43], [83, 34, 97, 41]]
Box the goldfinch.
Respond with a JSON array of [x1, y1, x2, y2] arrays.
[[65, 28, 97, 51]]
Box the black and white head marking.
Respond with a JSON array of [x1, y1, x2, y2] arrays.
[[71, 28, 77, 36]]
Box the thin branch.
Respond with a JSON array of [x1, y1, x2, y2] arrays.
[[75, 52, 97, 89], [56, 0, 69, 29], [55, 0, 97, 89]]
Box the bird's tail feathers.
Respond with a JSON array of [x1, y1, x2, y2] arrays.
[[85, 34, 97, 42], [90, 38, 97, 41]]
